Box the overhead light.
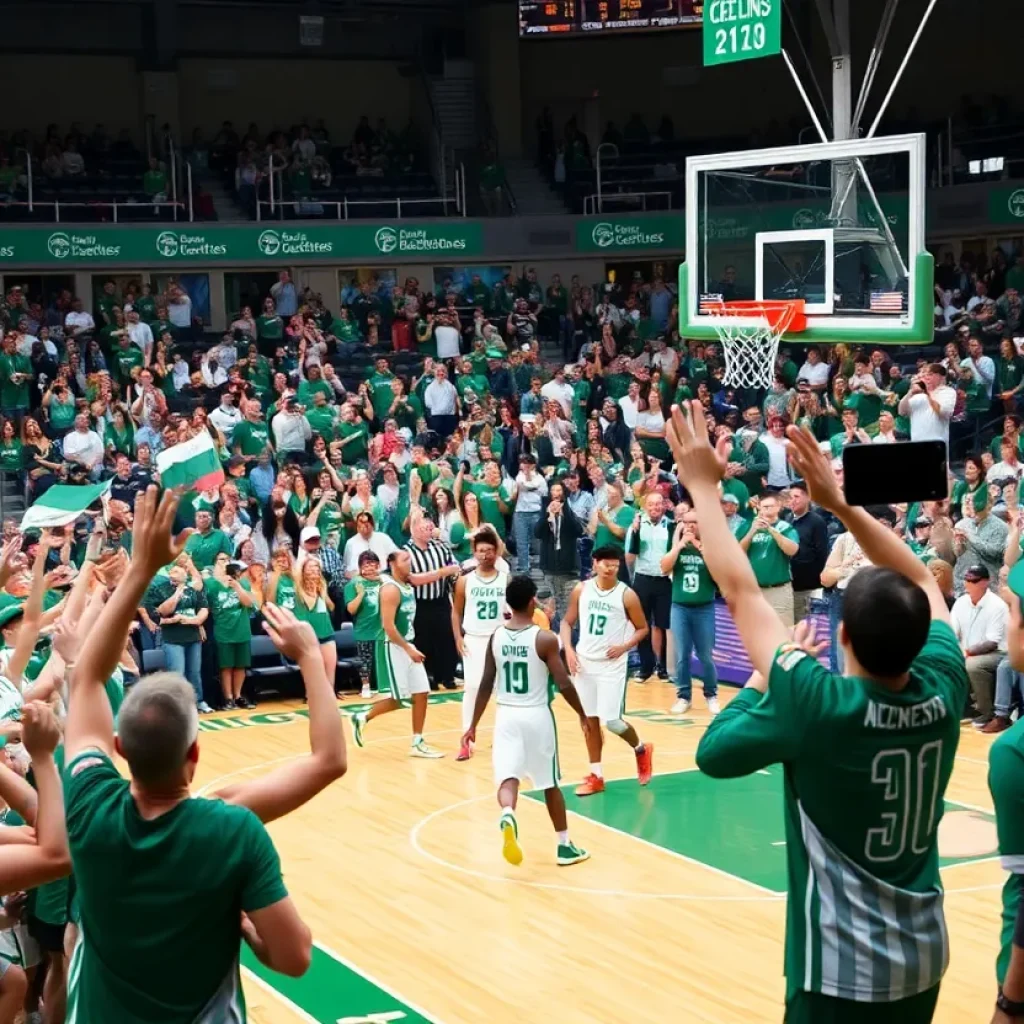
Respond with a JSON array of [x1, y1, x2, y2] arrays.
[[968, 157, 1004, 174]]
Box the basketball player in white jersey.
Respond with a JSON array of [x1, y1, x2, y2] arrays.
[[561, 545, 652, 796], [462, 574, 590, 867], [451, 527, 508, 761]]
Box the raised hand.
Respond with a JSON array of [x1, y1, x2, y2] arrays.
[[784, 424, 845, 513], [261, 602, 319, 662], [131, 487, 191, 575], [666, 402, 728, 492], [21, 702, 60, 758], [51, 615, 86, 665], [0, 536, 21, 590]]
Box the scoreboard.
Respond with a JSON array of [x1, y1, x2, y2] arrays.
[[519, 0, 704, 36]]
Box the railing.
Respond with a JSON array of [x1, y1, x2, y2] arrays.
[[583, 190, 673, 215], [0, 199, 188, 222], [594, 143, 619, 214], [256, 193, 452, 221], [453, 162, 467, 216], [938, 115, 1024, 187]]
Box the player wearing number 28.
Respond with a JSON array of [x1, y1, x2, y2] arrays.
[[561, 546, 653, 797], [452, 528, 509, 761], [665, 403, 968, 1024]]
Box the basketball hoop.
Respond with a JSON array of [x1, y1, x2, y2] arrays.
[[702, 299, 807, 389]]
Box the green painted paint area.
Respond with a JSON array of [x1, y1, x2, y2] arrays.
[[526, 767, 995, 893], [242, 944, 435, 1024]]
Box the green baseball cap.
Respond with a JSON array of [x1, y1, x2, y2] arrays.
[[0, 602, 25, 630], [484, 347, 505, 360]]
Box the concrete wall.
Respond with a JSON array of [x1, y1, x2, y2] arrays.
[[176, 59, 413, 142]]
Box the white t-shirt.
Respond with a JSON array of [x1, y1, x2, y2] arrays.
[[63, 429, 104, 467], [762, 434, 791, 487], [127, 321, 154, 355], [540, 379, 574, 417], [950, 590, 1008, 652], [168, 294, 192, 328], [797, 361, 830, 388], [65, 311, 95, 334], [618, 395, 641, 430], [906, 386, 956, 444], [434, 324, 461, 360], [343, 531, 397, 575]]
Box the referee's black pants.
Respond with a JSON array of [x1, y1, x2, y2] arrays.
[[413, 596, 458, 689]]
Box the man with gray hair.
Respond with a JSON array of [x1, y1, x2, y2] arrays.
[[60, 487, 346, 1022]]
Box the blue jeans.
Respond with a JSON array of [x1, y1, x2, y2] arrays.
[[995, 656, 1023, 717], [670, 602, 717, 700], [577, 535, 594, 578], [164, 641, 204, 705], [512, 510, 541, 572], [827, 588, 844, 673]]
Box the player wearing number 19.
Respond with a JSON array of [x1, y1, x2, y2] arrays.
[[667, 404, 968, 1024], [561, 546, 652, 797], [461, 574, 590, 867], [452, 528, 509, 761]]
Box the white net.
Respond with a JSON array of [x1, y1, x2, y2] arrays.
[[706, 303, 800, 389]]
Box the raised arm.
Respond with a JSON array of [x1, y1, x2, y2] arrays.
[[665, 403, 789, 682], [67, 486, 188, 760], [785, 423, 949, 623], [8, 534, 59, 686], [216, 603, 346, 822]]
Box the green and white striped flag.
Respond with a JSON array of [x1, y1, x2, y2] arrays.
[[156, 430, 225, 492], [21, 480, 112, 531]]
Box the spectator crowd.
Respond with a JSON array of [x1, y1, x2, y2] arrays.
[[0, 252, 1021, 734]]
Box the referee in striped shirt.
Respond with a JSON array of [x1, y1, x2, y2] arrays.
[[405, 511, 462, 690]]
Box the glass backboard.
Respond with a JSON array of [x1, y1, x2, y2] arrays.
[[679, 133, 932, 345]]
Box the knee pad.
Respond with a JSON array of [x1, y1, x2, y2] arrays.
[[605, 717, 629, 737]]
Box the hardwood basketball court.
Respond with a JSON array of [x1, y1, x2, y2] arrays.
[[192, 685, 1002, 1024]]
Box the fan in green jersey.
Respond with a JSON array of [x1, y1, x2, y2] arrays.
[[666, 403, 968, 1024], [61, 487, 346, 1023]]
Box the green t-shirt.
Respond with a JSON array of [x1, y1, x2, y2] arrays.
[[338, 421, 369, 465], [135, 295, 157, 323], [50, 396, 77, 432], [989, 719, 1024, 984], [456, 374, 490, 400], [0, 439, 21, 473], [592, 503, 634, 555], [205, 577, 253, 643], [296, 379, 332, 406], [256, 314, 283, 342], [305, 405, 336, 439], [846, 390, 882, 429], [272, 574, 297, 613], [148, 580, 208, 645], [64, 750, 286, 1023], [466, 480, 509, 538], [143, 168, 168, 196], [184, 529, 234, 570], [368, 372, 396, 421], [243, 355, 274, 395], [105, 422, 134, 457], [294, 590, 334, 641], [670, 545, 716, 605], [233, 419, 271, 457], [392, 395, 423, 433], [735, 518, 798, 587], [0, 353, 30, 409], [113, 345, 144, 384], [696, 621, 967, 1002]]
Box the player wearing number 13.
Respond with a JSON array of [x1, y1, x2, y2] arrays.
[[666, 405, 968, 1023]]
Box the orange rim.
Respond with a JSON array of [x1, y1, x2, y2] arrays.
[[703, 299, 807, 333]]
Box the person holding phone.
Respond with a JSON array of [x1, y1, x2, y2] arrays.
[[898, 362, 956, 446]]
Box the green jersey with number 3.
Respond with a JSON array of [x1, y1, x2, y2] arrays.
[[696, 621, 967, 1003], [671, 546, 716, 605]]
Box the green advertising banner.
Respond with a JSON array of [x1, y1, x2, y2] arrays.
[[703, 0, 782, 67], [988, 185, 1024, 226], [575, 215, 685, 253], [0, 222, 484, 266]]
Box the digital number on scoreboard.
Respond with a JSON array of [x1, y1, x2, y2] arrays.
[[519, 0, 704, 36]]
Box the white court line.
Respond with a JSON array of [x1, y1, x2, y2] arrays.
[[313, 941, 446, 1024], [409, 786, 787, 903], [241, 967, 320, 1024]]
